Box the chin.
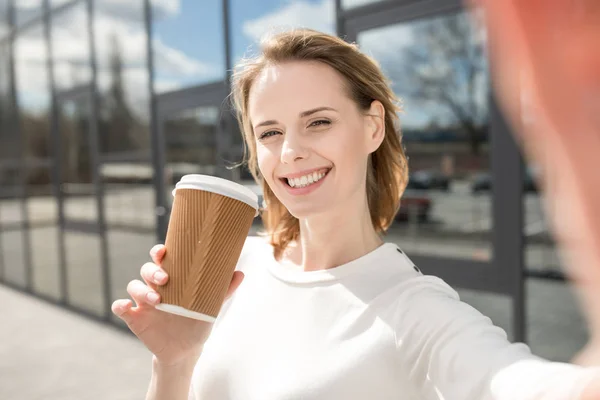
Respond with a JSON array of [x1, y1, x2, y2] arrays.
[[282, 202, 330, 220]]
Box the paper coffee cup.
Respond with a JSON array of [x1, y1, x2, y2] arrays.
[[155, 174, 258, 322]]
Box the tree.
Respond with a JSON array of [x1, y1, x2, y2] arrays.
[[100, 32, 137, 154], [385, 12, 489, 154]]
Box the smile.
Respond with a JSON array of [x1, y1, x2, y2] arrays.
[[280, 168, 331, 193], [287, 170, 327, 188]]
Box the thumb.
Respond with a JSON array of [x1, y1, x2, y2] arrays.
[[224, 271, 245, 300]]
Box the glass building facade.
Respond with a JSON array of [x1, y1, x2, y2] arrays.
[[0, 0, 567, 345]]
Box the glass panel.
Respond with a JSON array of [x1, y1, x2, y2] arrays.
[[152, 0, 225, 93], [0, 163, 24, 225], [102, 162, 155, 230], [0, 229, 27, 287], [358, 10, 491, 262], [14, 24, 52, 168], [49, 0, 75, 10], [51, 1, 92, 90], [341, 0, 383, 9], [58, 97, 99, 222], [14, 0, 44, 27], [94, 0, 151, 160], [229, 0, 335, 64], [0, 0, 9, 38], [163, 105, 219, 194], [27, 165, 61, 300], [0, 41, 23, 226], [65, 231, 105, 315], [107, 230, 155, 326]]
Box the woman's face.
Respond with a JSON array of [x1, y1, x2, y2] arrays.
[[248, 60, 384, 219]]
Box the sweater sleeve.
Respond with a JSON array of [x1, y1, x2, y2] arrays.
[[392, 276, 599, 400]]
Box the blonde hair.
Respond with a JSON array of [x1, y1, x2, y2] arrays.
[[231, 29, 408, 259]]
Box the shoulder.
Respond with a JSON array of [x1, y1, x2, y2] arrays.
[[235, 235, 273, 273]]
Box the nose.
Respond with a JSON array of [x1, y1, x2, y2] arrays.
[[280, 132, 308, 164]]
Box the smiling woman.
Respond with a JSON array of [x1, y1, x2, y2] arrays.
[[233, 41, 409, 260], [112, 25, 600, 400]]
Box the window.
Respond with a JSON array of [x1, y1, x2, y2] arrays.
[[358, 11, 491, 261], [14, 0, 44, 27], [229, 0, 335, 64], [152, 0, 225, 93], [94, 0, 151, 157], [0, 0, 9, 38], [51, 1, 92, 90], [341, 0, 384, 10]]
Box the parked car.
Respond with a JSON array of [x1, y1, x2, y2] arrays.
[[471, 168, 539, 194], [407, 170, 450, 191], [395, 190, 432, 222]]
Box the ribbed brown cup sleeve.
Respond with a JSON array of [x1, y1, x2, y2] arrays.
[[157, 189, 210, 305], [156, 188, 256, 319], [184, 195, 255, 318]]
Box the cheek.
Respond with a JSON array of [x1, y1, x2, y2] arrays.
[[256, 145, 278, 183]]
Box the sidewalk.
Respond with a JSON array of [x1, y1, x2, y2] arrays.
[[0, 286, 152, 400]]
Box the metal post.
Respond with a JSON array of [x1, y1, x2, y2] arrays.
[[44, 0, 68, 304], [143, 0, 167, 242], [87, 0, 112, 321], [490, 91, 526, 343]]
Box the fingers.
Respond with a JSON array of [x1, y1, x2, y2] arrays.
[[224, 271, 245, 300], [111, 298, 134, 324], [150, 244, 166, 266], [141, 262, 169, 287], [127, 279, 161, 307]]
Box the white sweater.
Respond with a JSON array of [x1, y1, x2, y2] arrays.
[[189, 236, 597, 399]]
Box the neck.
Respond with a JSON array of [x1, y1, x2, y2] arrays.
[[284, 195, 384, 272]]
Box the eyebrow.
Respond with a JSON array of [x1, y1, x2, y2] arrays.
[[253, 106, 338, 129]]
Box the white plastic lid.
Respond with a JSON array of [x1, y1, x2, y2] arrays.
[[172, 174, 259, 211]]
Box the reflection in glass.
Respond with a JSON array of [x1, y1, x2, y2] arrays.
[[58, 97, 99, 222], [108, 230, 155, 327], [358, 11, 491, 261], [229, 0, 335, 64], [94, 0, 151, 159], [65, 232, 105, 316], [0, 163, 23, 225], [0, 230, 27, 288], [0, 42, 21, 212], [164, 106, 219, 186], [14, 24, 52, 171], [49, 0, 75, 10], [102, 162, 155, 230], [51, 2, 92, 90], [152, 0, 224, 93], [341, 0, 383, 9], [27, 165, 61, 300], [0, 0, 9, 38], [14, 0, 43, 27]]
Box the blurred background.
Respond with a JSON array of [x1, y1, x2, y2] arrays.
[[0, 0, 588, 398]]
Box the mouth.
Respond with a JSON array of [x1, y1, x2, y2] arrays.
[[280, 168, 331, 189]]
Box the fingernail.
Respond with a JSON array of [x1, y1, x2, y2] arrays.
[[147, 292, 159, 303], [153, 271, 167, 284]]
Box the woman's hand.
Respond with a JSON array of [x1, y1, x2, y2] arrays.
[[111, 244, 245, 367], [473, 0, 600, 371]]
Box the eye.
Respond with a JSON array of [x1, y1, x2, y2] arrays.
[[309, 119, 331, 128], [258, 130, 281, 140]]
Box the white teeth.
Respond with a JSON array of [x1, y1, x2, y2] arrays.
[[287, 170, 328, 188]]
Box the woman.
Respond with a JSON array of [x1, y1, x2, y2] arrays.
[[112, 1, 600, 399]]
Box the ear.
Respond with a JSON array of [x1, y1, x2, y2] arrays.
[[364, 100, 385, 154]]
